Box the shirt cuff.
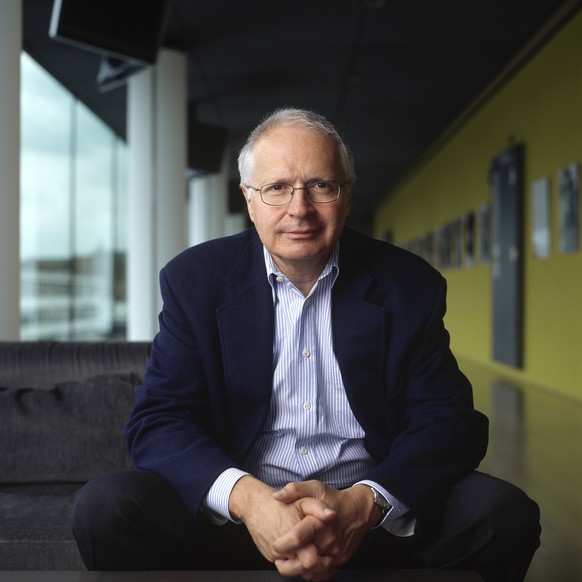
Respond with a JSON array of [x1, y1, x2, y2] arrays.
[[202, 468, 250, 525], [355, 479, 416, 537]]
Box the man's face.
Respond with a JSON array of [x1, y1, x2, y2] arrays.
[[241, 125, 352, 275]]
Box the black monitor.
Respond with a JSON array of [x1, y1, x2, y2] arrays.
[[49, 0, 172, 65], [188, 122, 228, 174]]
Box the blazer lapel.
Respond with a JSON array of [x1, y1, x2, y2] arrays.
[[333, 237, 388, 442], [216, 232, 274, 458]]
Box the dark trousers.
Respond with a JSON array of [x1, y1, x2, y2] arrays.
[[73, 470, 540, 582]]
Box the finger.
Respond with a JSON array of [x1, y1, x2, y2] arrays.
[[312, 524, 340, 557], [275, 556, 306, 578], [273, 514, 326, 555], [295, 543, 320, 570], [297, 497, 336, 522], [275, 552, 336, 580], [273, 481, 316, 502], [272, 486, 336, 522], [299, 554, 337, 582]]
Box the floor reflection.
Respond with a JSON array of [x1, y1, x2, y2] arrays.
[[460, 358, 582, 582]]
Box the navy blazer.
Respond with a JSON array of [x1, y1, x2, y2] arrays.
[[125, 227, 488, 519]]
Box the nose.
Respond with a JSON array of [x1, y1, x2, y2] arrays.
[[287, 188, 314, 216]]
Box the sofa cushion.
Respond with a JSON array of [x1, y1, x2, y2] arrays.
[[0, 483, 84, 569], [0, 341, 151, 391], [0, 372, 139, 483]]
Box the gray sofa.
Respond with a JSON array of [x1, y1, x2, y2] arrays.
[[0, 341, 151, 570]]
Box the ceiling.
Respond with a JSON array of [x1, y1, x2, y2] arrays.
[[23, 0, 576, 232]]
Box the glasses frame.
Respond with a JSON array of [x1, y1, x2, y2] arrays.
[[245, 180, 349, 206]]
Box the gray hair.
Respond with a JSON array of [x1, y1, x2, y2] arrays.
[[237, 107, 356, 186]]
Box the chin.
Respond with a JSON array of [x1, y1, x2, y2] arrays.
[[285, 246, 330, 262]]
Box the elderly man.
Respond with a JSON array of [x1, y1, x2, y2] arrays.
[[74, 108, 540, 581]]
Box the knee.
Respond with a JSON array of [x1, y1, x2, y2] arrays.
[[490, 480, 540, 546], [417, 473, 540, 581], [73, 471, 126, 535], [419, 472, 541, 552], [467, 473, 541, 552], [73, 470, 160, 537]]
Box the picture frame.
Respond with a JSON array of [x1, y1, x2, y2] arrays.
[[531, 177, 551, 259], [478, 203, 491, 264], [464, 211, 476, 267], [558, 162, 579, 253]]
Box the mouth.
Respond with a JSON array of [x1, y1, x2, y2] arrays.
[[285, 229, 321, 240]]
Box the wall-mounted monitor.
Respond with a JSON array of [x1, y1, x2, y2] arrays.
[[188, 122, 228, 174], [49, 0, 172, 65]]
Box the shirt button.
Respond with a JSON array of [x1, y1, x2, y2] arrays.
[[303, 348, 311, 358], [300, 447, 309, 455], [276, 276, 284, 283], [303, 401, 311, 411]]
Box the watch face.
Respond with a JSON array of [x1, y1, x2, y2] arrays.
[[378, 498, 391, 511], [371, 487, 390, 511]]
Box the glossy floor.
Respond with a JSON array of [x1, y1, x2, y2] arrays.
[[460, 358, 582, 582]]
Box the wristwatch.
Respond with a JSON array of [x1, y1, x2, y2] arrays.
[[367, 485, 391, 528]]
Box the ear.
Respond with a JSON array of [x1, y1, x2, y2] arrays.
[[240, 185, 255, 223]]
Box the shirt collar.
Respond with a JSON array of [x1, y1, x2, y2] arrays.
[[263, 244, 340, 302]]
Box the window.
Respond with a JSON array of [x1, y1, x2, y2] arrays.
[[20, 52, 127, 340]]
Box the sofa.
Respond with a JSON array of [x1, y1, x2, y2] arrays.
[[0, 341, 151, 570]]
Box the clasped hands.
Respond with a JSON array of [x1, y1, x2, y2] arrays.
[[229, 476, 381, 581]]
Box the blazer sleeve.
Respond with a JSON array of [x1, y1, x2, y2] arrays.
[[365, 273, 489, 512], [124, 266, 238, 519]]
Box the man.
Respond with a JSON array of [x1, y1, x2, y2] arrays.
[[74, 108, 540, 581]]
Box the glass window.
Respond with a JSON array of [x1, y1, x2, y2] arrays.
[[20, 52, 127, 340]]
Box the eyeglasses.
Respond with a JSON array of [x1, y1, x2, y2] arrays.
[[245, 180, 349, 206]]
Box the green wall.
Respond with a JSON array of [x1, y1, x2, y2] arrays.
[[374, 11, 582, 402]]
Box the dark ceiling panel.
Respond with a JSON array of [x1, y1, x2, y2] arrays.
[[23, 0, 575, 231]]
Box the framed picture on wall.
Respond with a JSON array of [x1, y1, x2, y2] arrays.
[[558, 162, 579, 253], [421, 231, 435, 266], [443, 223, 452, 269], [451, 219, 462, 268], [464, 211, 475, 267], [434, 226, 443, 269], [435, 224, 450, 270], [478, 203, 491, 264], [531, 177, 551, 259]]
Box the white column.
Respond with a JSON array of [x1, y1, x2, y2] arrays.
[[188, 175, 212, 246], [188, 146, 230, 246], [154, 51, 189, 270], [127, 49, 188, 341], [210, 148, 229, 239], [0, 0, 21, 340]]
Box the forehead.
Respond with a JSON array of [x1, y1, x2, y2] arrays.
[[251, 125, 342, 178]]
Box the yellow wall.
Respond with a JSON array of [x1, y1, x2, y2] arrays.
[[374, 11, 582, 402]]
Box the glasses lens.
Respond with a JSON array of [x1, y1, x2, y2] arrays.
[[260, 183, 293, 205], [307, 181, 339, 203]]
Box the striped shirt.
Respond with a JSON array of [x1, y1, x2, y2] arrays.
[[244, 245, 376, 488], [204, 244, 412, 535]]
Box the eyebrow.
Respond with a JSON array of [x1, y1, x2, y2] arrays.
[[262, 176, 337, 184]]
